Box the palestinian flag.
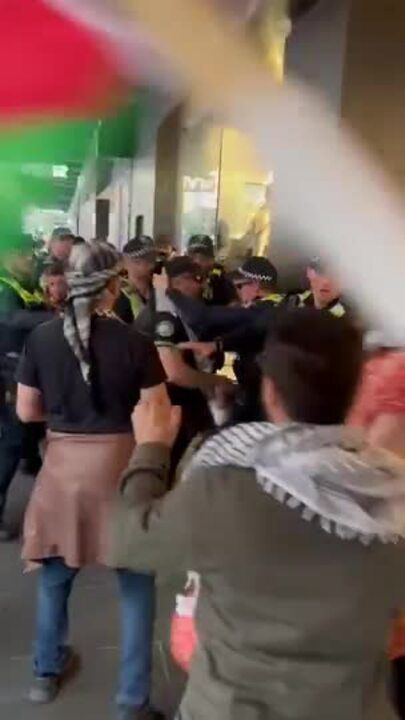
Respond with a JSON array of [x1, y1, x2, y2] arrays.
[[0, 0, 124, 121], [0, 0, 264, 125], [0, 0, 154, 247]]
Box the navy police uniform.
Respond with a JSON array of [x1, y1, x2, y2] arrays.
[[0, 268, 53, 531], [187, 235, 235, 306], [138, 257, 214, 482]]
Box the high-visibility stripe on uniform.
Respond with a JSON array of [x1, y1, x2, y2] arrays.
[[0, 276, 43, 305], [259, 292, 284, 305], [298, 290, 345, 317], [122, 287, 145, 319]]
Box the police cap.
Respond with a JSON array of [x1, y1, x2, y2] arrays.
[[187, 235, 215, 258], [123, 236, 156, 259], [234, 256, 278, 285]]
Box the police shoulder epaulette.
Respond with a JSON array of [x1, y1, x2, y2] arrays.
[[211, 266, 223, 277]]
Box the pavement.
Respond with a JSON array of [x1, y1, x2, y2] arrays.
[[0, 470, 186, 719]]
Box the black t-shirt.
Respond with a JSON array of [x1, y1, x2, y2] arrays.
[[17, 316, 165, 434], [113, 291, 134, 325]]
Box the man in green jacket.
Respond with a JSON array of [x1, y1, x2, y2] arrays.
[[110, 310, 405, 720]]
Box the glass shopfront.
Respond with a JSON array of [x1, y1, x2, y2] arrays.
[[178, 1, 290, 266]]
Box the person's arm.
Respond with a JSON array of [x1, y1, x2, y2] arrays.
[[15, 331, 45, 422], [0, 284, 54, 329], [179, 304, 278, 356], [16, 383, 45, 422], [154, 311, 231, 391], [169, 289, 254, 336], [140, 383, 169, 404], [108, 399, 194, 576], [8, 308, 54, 331], [158, 345, 228, 391], [0, 284, 24, 318]]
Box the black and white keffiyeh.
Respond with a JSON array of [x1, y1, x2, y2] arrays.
[[64, 266, 119, 384], [186, 422, 405, 545]]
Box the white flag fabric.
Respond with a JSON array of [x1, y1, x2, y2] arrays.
[[48, 0, 405, 338]]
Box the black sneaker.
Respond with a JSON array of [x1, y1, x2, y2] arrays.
[[28, 647, 80, 704]]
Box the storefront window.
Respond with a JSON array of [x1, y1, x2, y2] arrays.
[[179, 121, 272, 265], [178, 2, 289, 264]]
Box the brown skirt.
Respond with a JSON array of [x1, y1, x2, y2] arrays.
[[22, 432, 134, 569]]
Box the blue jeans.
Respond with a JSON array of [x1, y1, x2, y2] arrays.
[[34, 558, 155, 708]]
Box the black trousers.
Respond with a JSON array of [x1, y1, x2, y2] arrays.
[[169, 399, 213, 487], [21, 422, 45, 461], [392, 657, 405, 719], [0, 405, 25, 515]]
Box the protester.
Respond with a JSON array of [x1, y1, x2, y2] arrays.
[[348, 331, 405, 719], [110, 309, 405, 720], [48, 227, 75, 264], [40, 261, 68, 312], [349, 332, 405, 457], [16, 241, 167, 720]]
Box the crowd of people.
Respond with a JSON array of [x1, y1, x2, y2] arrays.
[[0, 226, 405, 720]]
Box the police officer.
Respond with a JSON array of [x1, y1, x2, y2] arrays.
[[230, 256, 284, 307], [140, 256, 231, 479], [177, 257, 283, 422], [114, 236, 156, 323], [292, 257, 347, 317], [173, 256, 283, 345], [0, 242, 54, 539], [187, 234, 236, 306], [154, 234, 177, 274]]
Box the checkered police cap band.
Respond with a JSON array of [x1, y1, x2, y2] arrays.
[[187, 235, 214, 256], [122, 236, 156, 259], [190, 240, 209, 250], [238, 267, 275, 283], [123, 246, 155, 258]]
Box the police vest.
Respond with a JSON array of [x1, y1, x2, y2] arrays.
[[258, 292, 284, 305], [122, 287, 146, 320], [203, 266, 223, 302], [0, 276, 44, 306], [298, 290, 346, 318]]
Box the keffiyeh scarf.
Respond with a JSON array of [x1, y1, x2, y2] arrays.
[[186, 422, 405, 545], [64, 266, 119, 384]]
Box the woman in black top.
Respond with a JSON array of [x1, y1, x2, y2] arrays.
[[16, 241, 166, 720]]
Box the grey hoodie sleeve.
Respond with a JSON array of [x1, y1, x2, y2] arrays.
[[107, 443, 194, 576]]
